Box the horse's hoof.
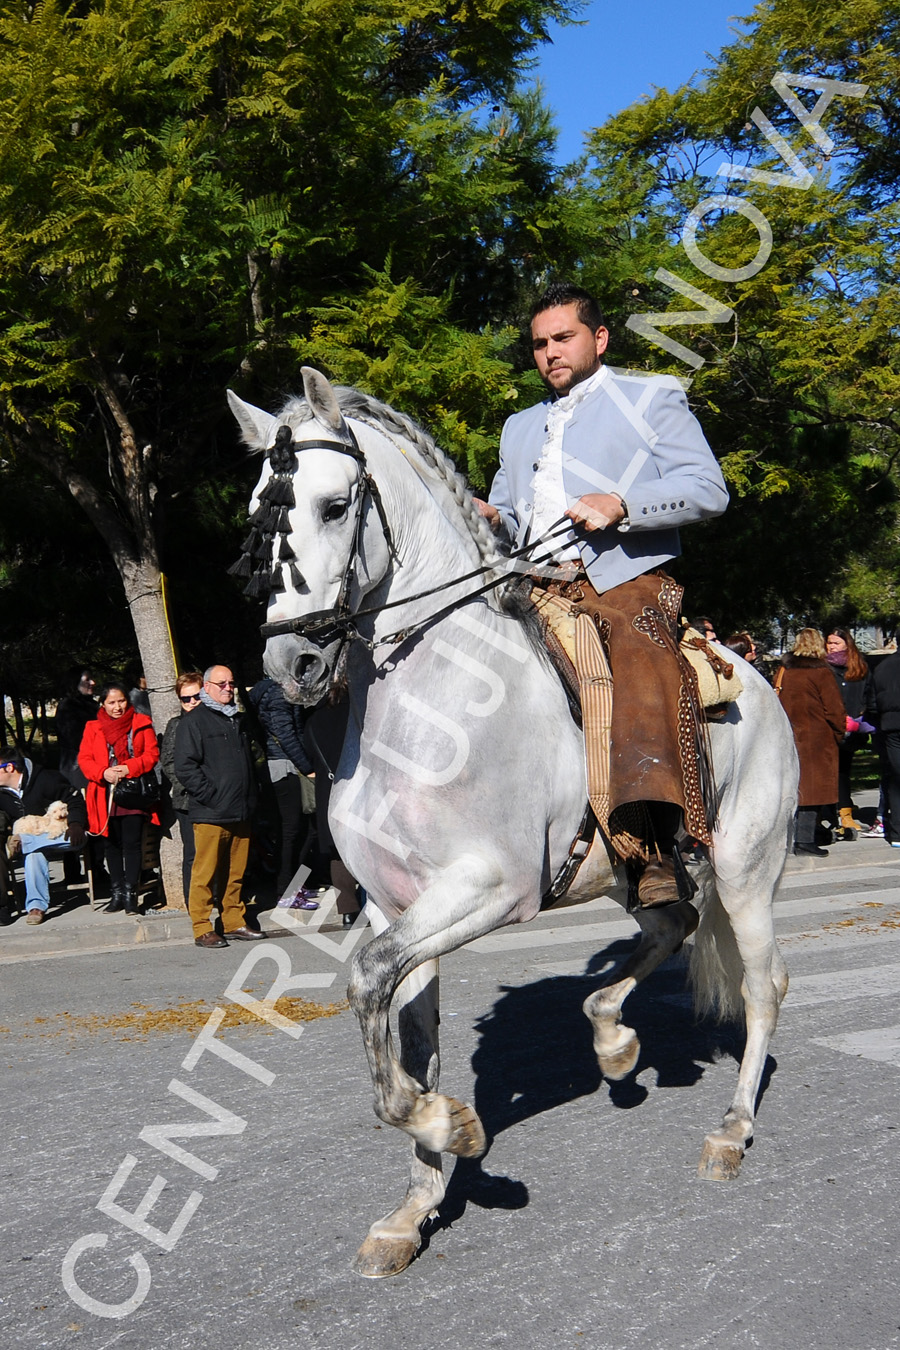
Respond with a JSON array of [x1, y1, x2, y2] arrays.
[[353, 1235, 420, 1278], [598, 1034, 640, 1081], [445, 1098, 487, 1158], [697, 1138, 744, 1180]]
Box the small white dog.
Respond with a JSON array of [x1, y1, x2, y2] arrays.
[[9, 800, 69, 855]]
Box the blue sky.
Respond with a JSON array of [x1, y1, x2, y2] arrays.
[[534, 1, 750, 163]]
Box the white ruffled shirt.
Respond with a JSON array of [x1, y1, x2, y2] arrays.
[[528, 365, 609, 561]]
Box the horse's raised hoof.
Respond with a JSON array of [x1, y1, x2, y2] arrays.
[[353, 1234, 420, 1279], [697, 1137, 744, 1180], [598, 1033, 640, 1081], [409, 1093, 487, 1158], [444, 1098, 487, 1158]]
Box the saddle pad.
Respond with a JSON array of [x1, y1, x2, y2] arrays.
[[680, 628, 743, 707], [532, 592, 742, 711]]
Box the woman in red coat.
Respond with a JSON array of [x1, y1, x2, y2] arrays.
[[78, 683, 159, 914], [778, 629, 847, 857]]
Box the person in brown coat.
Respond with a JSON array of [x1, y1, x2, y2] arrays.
[[777, 628, 847, 856]]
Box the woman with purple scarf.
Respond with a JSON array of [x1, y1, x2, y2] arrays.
[[825, 628, 875, 839]]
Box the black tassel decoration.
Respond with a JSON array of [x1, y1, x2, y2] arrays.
[[258, 476, 295, 508], [228, 555, 254, 579], [275, 506, 292, 534], [245, 570, 271, 599], [288, 561, 304, 590]]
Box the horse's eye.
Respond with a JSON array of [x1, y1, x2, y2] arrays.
[[322, 500, 348, 523]]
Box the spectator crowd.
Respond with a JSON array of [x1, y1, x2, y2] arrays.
[[0, 660, 363, 943]]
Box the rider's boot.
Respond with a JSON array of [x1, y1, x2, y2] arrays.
[[635, 803, 699, 908]]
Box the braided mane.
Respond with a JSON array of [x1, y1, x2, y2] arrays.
[[278, 387, 508, 587]]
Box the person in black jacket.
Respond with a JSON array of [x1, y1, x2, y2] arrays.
[[870, 649, 900, 847], [825, 628, 873, 837], [0, 752, 87, 925], [246, 677, 319, 905], [173, 664, 265, 948]]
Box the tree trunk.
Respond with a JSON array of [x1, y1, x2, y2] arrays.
[[118, 558, 185, 908], [27, 402, 190, 908]]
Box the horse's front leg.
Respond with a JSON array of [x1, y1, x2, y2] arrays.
[[354, 958, 447, 1278], [583, 900, 699, 1080], [347, 855, 512, 1276]]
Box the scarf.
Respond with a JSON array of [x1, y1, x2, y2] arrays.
[[826, 650, 847, 667], [200, 689, 240, 717], [97, 702, 136, 762]]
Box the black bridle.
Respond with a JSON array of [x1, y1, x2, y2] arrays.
[[259, 424, 396, 642]]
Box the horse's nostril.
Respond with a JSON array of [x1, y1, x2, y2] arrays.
[[293, 653, 323, 682]]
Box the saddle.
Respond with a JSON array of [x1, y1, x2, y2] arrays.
[[530, 575, 741, 864]]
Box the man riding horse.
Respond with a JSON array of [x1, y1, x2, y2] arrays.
[[478, 281, 729, 908]]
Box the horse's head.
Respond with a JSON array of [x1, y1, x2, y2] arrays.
[[228, 367, 394, 705]]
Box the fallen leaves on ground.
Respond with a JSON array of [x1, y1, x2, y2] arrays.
[[3, 996, 349, 1039]]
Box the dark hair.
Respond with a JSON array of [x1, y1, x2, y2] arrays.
[[530, 282, 606, 333], [0, 750, 24, 772], [62, 664, 93, 695], [827, 627, 868, 682], [724, 633, 754, 659], [97, 683, 129, 704]]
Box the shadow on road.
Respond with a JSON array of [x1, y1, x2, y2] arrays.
[[431, 937, 775, 1236]]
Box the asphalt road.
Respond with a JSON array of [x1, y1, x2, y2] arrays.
[[3, 835, 900, 1350]]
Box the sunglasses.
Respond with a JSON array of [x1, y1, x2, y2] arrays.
[[209, 681, 235, 690], [180, 693, 202, 704]]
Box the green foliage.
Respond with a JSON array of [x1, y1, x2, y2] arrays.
[[0, 0, 571, 673], [290, 266, 540, 488]]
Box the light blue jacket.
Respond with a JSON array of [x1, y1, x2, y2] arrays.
[[488, 367, 729, 594]]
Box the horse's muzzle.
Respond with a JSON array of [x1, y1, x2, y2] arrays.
[[264, 633, 342, 706]]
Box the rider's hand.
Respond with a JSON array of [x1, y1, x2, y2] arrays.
[[566, 493, 625, 533], [473, 498, 501, 532]]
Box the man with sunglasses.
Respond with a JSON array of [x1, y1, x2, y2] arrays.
[[174, 664, 264, 948], [159, 671, 204, 908]]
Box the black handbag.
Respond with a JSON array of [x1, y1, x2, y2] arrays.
[[110, 731, 160, 810]]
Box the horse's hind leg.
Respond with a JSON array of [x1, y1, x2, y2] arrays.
[[696, 879, 788, 1181], [583, 900, 699, 1080], [354, 959, 447, 1278]]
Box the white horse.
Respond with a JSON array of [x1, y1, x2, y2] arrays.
[[228, 367, 798, 1279]]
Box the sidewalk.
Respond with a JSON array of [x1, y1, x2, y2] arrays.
[[2, 791, 891, 962], [0, 863, 320, 962]]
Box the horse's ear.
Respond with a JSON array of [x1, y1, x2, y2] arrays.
[[301, 366, 347, 435], [227, 390, 278, 452]]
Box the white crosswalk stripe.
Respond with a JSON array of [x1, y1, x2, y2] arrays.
[[813, 1026, 900, 1067]]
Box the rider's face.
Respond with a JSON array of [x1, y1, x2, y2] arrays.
[[531, 303, 608, 396]]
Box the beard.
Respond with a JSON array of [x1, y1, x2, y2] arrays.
[[542, 354, 602, 396]]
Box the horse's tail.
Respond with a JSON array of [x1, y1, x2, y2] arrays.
[[688, 885, 745, 1023]]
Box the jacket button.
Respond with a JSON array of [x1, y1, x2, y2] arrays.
[[532, 463, 539, 472], [651, 505, 657, 513], [661, 503, 667, 510], [641, 507, 648, 515], [679, 500, 685, 507]]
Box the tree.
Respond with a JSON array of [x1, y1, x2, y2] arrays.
[[561, 0, 900, 628]]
